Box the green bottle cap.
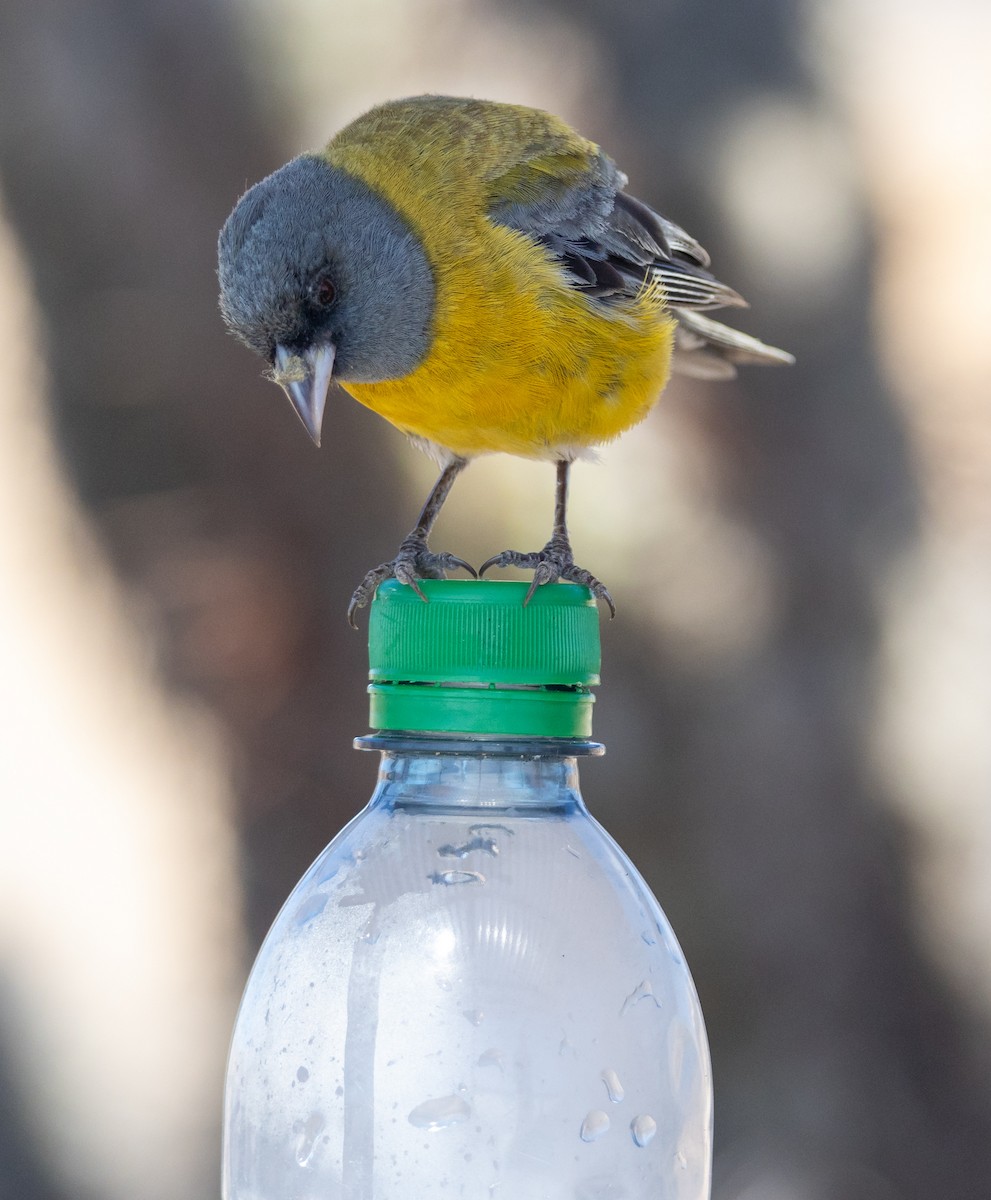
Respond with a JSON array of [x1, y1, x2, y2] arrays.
[[366, 579, 600, 738]]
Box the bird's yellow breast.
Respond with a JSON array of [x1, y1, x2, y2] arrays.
[[323, 97, 674, 460]]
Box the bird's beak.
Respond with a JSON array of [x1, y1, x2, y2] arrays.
[[273, 343, 335, 446]]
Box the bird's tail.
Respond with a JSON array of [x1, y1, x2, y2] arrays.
[[671, 308, 795, 380]]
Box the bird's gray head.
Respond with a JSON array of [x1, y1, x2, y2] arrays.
[[217, 155, 435, 444]]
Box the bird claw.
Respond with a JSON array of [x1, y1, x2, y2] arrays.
[[347, 536, 477, 627], [479, 538, 616, 618]]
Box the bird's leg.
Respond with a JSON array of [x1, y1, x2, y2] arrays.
[[348, 456, 475, 626], [479, 460, 615, 616]]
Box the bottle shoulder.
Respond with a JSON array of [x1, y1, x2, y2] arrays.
[[268, 777, 690, 984]]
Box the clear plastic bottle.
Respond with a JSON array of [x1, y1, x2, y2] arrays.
[[223, 581, 712, 1200]]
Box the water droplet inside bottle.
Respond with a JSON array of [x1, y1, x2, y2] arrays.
[[293, 1111, 325, 1166], [438, 836, 499, 858], [601, 1068, 625, 1103], [408, 1094, 472, 1130], [296, 1066, 309, 1083], [630, 1114, 657, 1147], [463, 1008, 485, 1026], [469, 822, 513, 838], [477, 1047, 504, 1071], [429, 870, 485, 886], [620, 979, 662, 1015], [580, 1110, 611, 1142]]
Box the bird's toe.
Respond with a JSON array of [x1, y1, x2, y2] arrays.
[[482, 539, 615, 616], [479, 548, 541, 575], [347, 537, 476, 625]]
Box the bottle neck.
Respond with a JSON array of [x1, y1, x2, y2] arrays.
[[357, 735, 602, 814]]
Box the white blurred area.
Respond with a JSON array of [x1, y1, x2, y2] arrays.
[[822, 0, 991, 1009], [1, 0, 990, 1196], [0, 206, 243, 1197]]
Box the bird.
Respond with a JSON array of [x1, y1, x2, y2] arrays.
[[217, 94, 793, 624]]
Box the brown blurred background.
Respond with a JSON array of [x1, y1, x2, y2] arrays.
[[1, 1, 990, 1197]]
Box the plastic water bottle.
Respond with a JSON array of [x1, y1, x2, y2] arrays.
[[223, 580, 712, 1199]]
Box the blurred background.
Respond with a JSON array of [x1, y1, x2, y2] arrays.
[[1, 0, 990, 1197]]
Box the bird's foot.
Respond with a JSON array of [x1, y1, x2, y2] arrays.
[[347, 534, 476, 627], [479, 535, 615, 617]]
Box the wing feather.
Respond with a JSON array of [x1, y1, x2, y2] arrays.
[[485, 146, 792, 374]]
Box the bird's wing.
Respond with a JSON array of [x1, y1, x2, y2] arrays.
[[485, 147, 741, 308], [486, 147, 793, 376]]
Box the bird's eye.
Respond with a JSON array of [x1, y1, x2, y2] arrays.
[[312, 275, 337, 308]]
